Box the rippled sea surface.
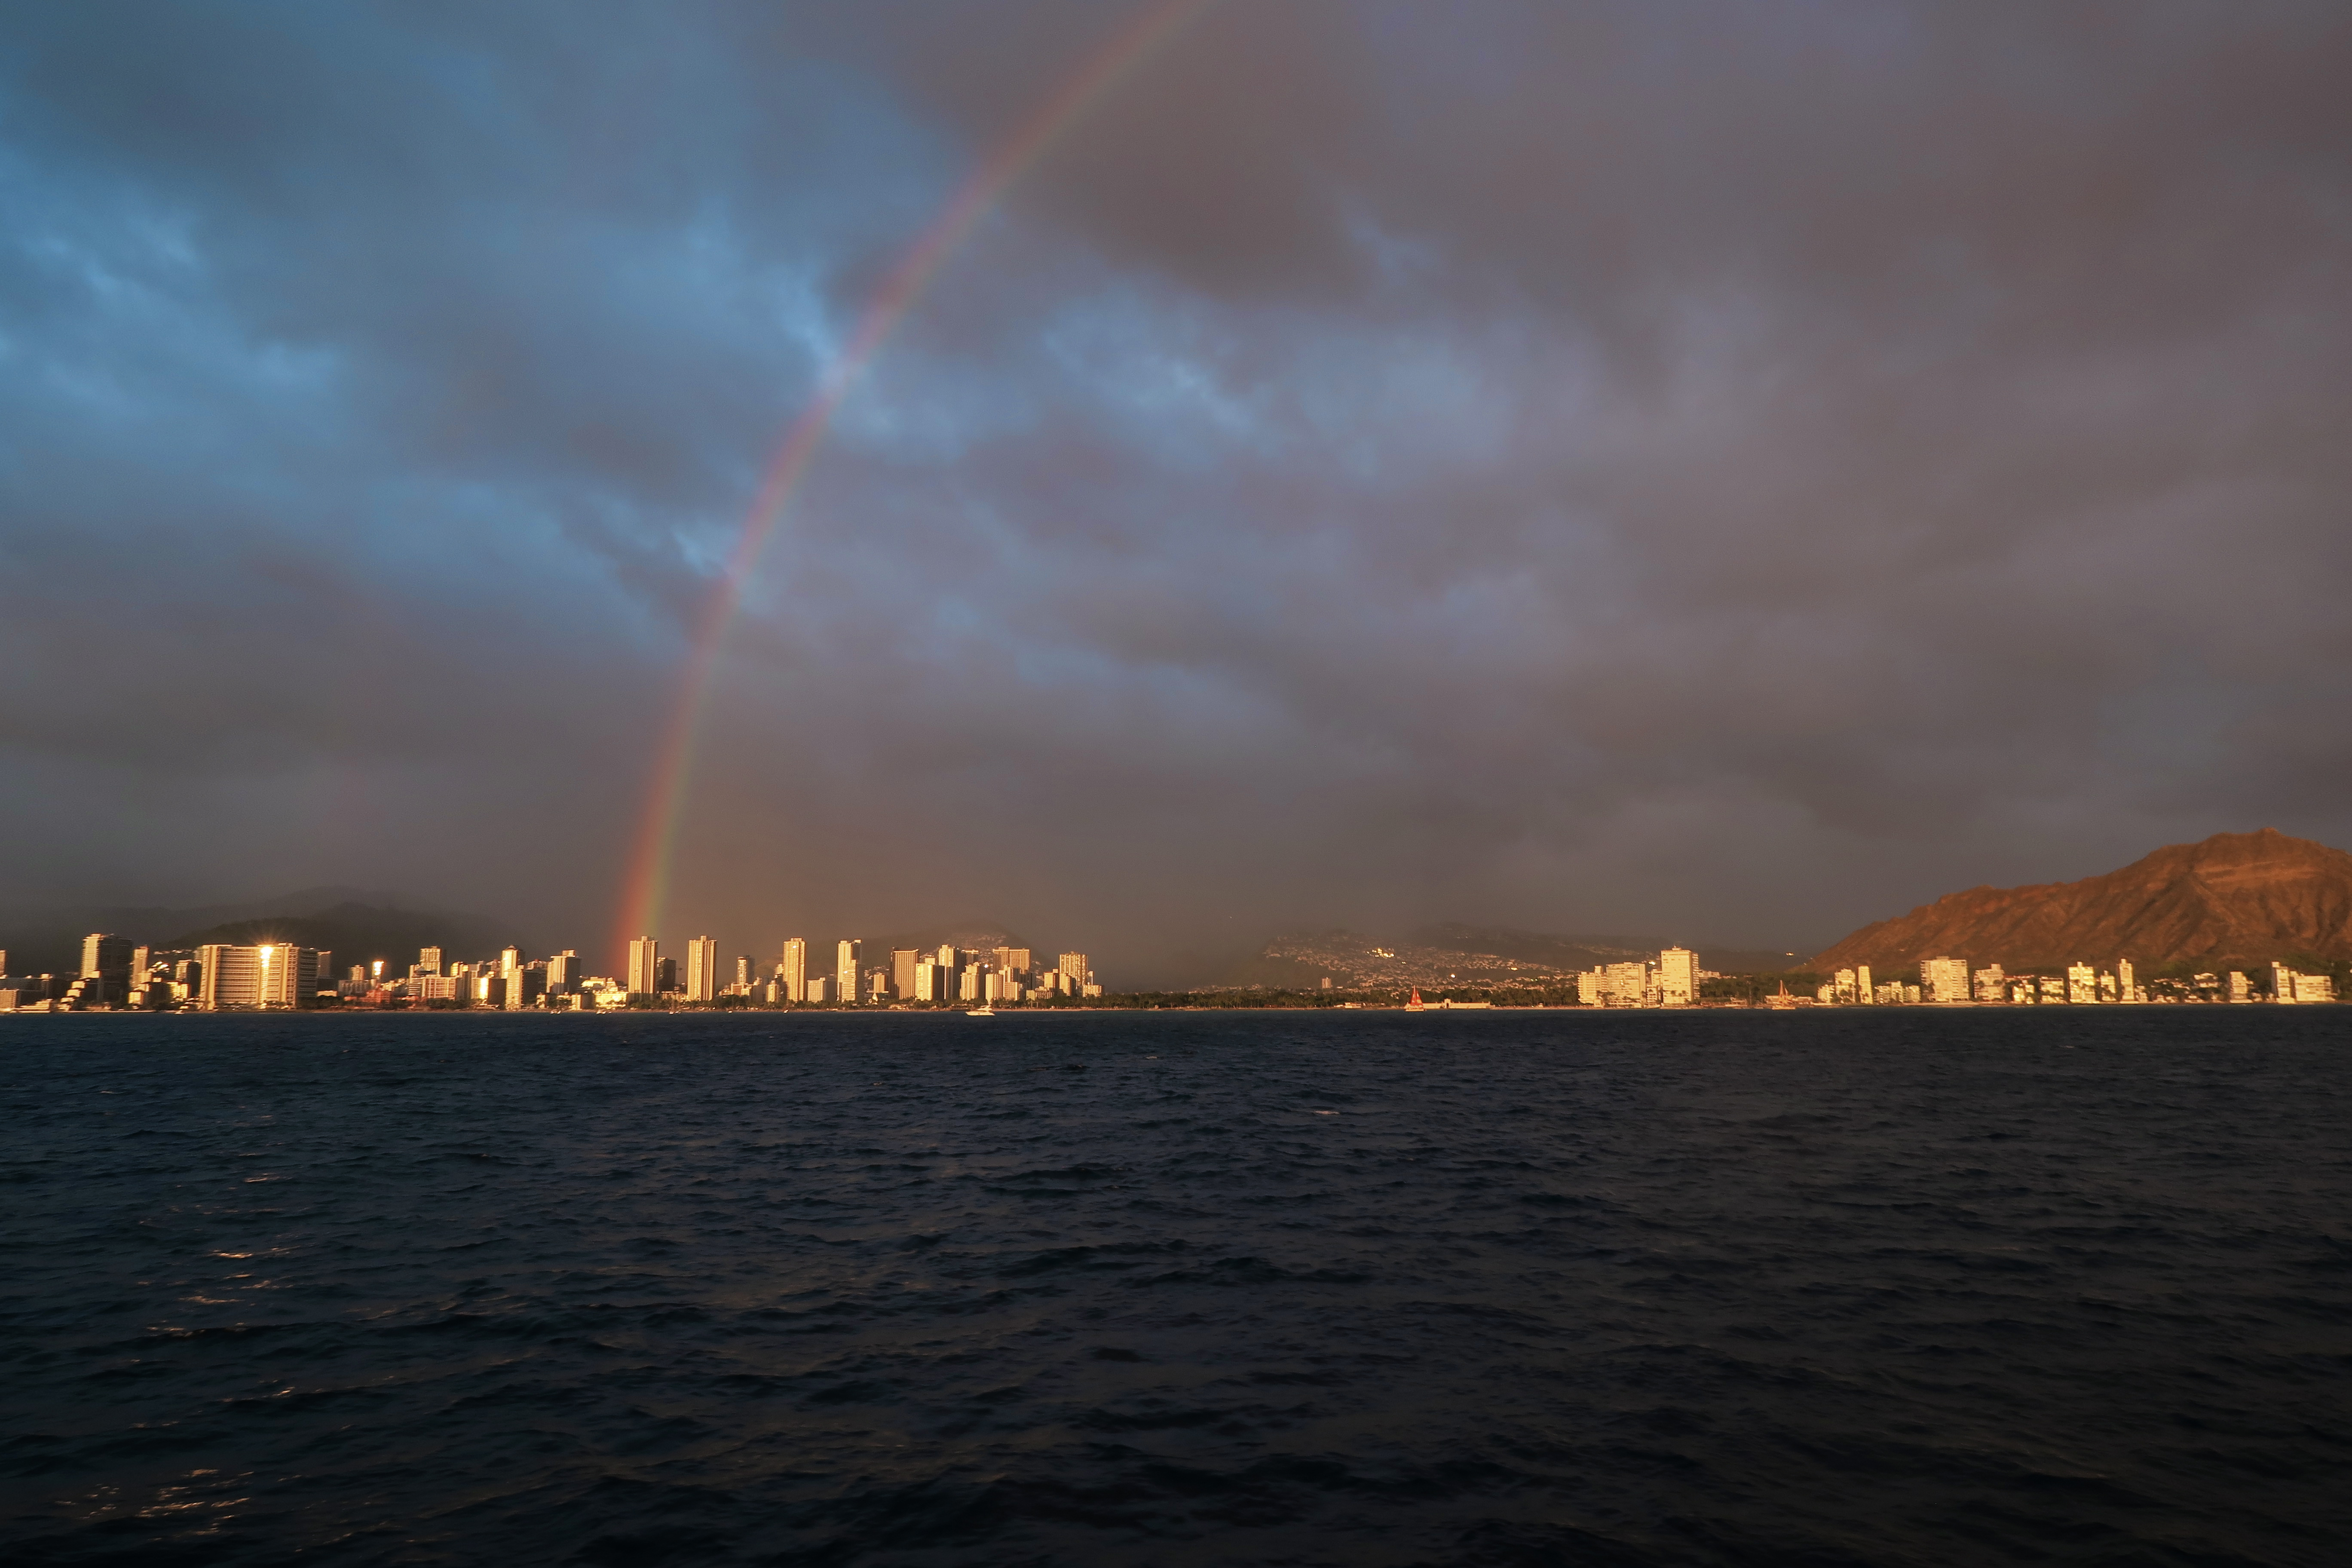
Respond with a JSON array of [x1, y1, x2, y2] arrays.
[[5, 1009, 2351, 1566]]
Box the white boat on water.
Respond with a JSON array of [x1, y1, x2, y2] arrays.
[[965, 1006, 995, 1017]]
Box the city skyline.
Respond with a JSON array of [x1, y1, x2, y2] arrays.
[[9, 917, 2336, 1012]]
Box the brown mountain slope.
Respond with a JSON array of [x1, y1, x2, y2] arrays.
[[1813, 829, 2352, 973]]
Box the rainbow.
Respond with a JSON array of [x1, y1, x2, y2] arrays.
[[611, 0, 1214, 964]]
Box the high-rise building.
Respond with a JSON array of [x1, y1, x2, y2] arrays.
[[2066, 962, 2097, 1004], [685, 936, 720, 1002], [2277, 967, 2336, 1003], [81, 934, 134, 1002], [778, 938, 807, 1001], [733, 954, 753, 993], [546, 951, 579, 992], [804, 975, 832, 1003], [1922, 957, 1970, 1004], [2117, 958, 2138, 1003], [1603, 962, 1647, 1006], [1972, 964, 2006, 1003], [891, 949, 920, 999], [912, 961, 940, 1002], [935, 943, 956, 971], [2267, 961, 2332, 1003], [500, 946, 521, 977], [195, 943, 318, 1010], [419, 946, 444, 976], [836, 939, 861, 1004], [1853, 965, 1873, 1005], [1656, 947, 1698, 1007], [1576, 969, 1602, 1005], [1057, 952, 1090, 990], [655, 956, 677, 994], [627, 938, 660, 998], [959, 965, 983, 1002]]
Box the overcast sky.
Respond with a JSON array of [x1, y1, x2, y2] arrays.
[[4, 1, 2348, 980]]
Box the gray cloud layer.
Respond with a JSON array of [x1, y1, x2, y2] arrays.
[[4, 2, 2347, 979]]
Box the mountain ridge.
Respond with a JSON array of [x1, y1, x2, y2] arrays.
[[1813, 829, 2352, 972]]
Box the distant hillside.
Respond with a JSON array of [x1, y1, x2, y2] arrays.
[[165, 902, 522, 972], [1236, 926, 1793, 990], [867, 923, 1032, 958], [1814, 829, 2352, 973], [1412, 924, 1798, 976], [0, 885, 413, 974]]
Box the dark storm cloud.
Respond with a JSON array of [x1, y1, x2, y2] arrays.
[[3, 2, 2348, 976]]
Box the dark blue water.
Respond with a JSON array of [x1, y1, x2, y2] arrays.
[[4, 1010, 2350, 1566]]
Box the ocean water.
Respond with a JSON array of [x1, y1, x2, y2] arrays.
[[3, 1008, 2349, 1567]]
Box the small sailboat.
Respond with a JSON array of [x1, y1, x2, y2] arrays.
[[1406, 988, 1425, 1012]]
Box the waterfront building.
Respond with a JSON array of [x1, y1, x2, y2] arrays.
[[892, 948, 921, 999], [80, 933, 134, 1004], [685, 936, 719, 1002], [959, 965, 982, 1001], [778, 937, 807, 1001], [1854, 965, 1873, 1006], [2067, 962, 2097, 1004], [836, 939, 861, 1004], [547, 950, 580, 992], [2273, 963, 2337, 1003], [998, 947, 1032, 978], [419, 946, 444, 975], [1656, 947, 1698, 1007], [1576, 970, 1603, 1006], [1922, 957, 1970, 1004], [1972, 963, 2006, 1002], [1058, 952, 1090, 991], [195, 943, 318, 1010], [1603, 962, 1648, 1007], [804, 975, 833, 1003], [912, 960, 941, 1002], [626, 938, 659, 998], [82, 932, 133, 981]]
